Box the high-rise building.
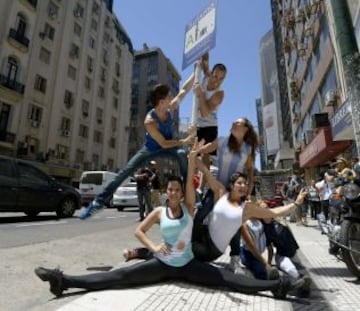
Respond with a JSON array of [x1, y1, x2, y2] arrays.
[[129, 44, 181, 158], [0, 0, 133, 183], [270, 0, 355, 178]]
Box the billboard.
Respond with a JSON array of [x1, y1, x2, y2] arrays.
[[263, 101, 280, 154]]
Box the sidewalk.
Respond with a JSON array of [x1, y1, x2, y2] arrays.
[[47, 219, 360, 311]]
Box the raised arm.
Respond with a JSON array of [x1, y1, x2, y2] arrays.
[[195, 157, 226, 201], [169, 72, 195, 113], [184, 139, 206, 216]]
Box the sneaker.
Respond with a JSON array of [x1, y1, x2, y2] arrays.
[[297, 275, 312, 297], [79, 200, 104, 219], [123, 248, 139, 262], [34, 267, 65, 297], [267, 266, 280, 280], [228, 256, 244, 274], [271, 277, 291, 299]]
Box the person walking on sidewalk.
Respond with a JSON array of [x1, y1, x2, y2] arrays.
[[307, 179, 320, 220], [79, 74, 196, 219], [35, 140, 294, 300], [134, 166, 154, 221]]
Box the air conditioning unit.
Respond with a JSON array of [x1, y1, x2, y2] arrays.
[[312, 113, 330, 128], [290, 79, 297, 89], [295, 8, 305, 23], [48, 9, 56, 19], [62, 130, 70, 137], [31, 120, 40, 128], [297, 43, 307, 56], [304, 21, 313, 37], [325, 89, 338, 107]]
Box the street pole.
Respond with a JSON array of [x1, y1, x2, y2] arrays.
[[325, 0, 360, 157]]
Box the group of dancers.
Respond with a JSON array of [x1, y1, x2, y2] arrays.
[[35, 53, 310, 300]]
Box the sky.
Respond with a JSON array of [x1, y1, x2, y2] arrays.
[[114, 1, 273, 137]]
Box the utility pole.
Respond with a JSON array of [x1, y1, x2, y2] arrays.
[[325, 0, 360, 156]]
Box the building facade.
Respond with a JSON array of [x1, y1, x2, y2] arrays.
[[268, 0, 358, 180], [129, 44, 181, 157], [0, 0, 133, 183]]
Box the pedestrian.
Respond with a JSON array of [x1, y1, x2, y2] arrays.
[[80, 74, 196, 219], [149, 160, 162, 207], [307, 179, 320, 220], [134, 166, 153, 221], [288, 172, 306, 225], [34, 140, 294, 300], [280, 176, 292, 204], [194, 52, 227, 193], [315, 169, 337, 233]]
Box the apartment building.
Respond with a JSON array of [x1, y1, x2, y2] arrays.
[[269, 0, 357, 179], [129, 44, 181, 158], [0, 0, 133, 183]]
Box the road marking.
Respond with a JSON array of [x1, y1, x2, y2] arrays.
[[15, 221, 68, 228]]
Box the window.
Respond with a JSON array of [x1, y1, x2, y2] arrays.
[[103, 49, 108, 65], [115, 63, 120, 77], [56, 144, 68, 160], [96, 107, 103, 123], [93, 131, 103, 143], [64, 90, 74, 108], [74, 23, 81, 36], [87, 56, 93, 72], [107, 159, 114, 170], [18, 162, 48, 185], [28, 104, 42, 122], [39, 47, 51, 64], [109, 137, 115, 148], [100, 67, 106, 81], [81, 99, 89, 116], [48, 1, 58, 19], [74, 3, 84, 18], [111, 117, 117, 132], [67, 65, 76, 80], [0, 158, 14, 178], [92, 154, 99, 169], [112, 79, 119, 94], [92, 2, 100, 14], [44, 23, 55, 40], [79, 124, 88, 138], [98, 86, 105, 98], [34, 75, 47, 93], [91, 19, 97, 31], [75, 149, 84, 163], [69, 43, 79, 58], [5, 56, 18, 82], [16, 13, 27, 37], [89, 37, 95, 49], [113, 97, 118, 109], [103, 32, 110, 43], [61, 117, 71, 130], [84, 76, 91, 89]]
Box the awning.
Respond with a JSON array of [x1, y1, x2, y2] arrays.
[[299, 127, 351, 168]]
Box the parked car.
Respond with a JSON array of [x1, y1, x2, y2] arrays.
[[111, 181, 139, 211], [79, 171, 117, 206], [0, 155, 81, 218]]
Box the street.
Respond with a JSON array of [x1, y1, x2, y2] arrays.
[[1, 209, 360, 311]]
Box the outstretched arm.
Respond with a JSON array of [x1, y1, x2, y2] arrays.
[[169, 72, 195, 112], [195, 157, 226, 201], [242, 189, 308, 223], [184, 139, 206, 216]]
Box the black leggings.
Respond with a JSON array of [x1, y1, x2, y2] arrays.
[[63, 258, 280, 294]]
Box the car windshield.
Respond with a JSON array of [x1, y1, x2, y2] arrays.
[[81, 173, 103, 185]]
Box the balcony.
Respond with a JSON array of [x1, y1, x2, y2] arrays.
[[0, 131, 16, 144], [8, 28, 30, 52], [0, 74, 25, 94], [19, 0, 37, 10]]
